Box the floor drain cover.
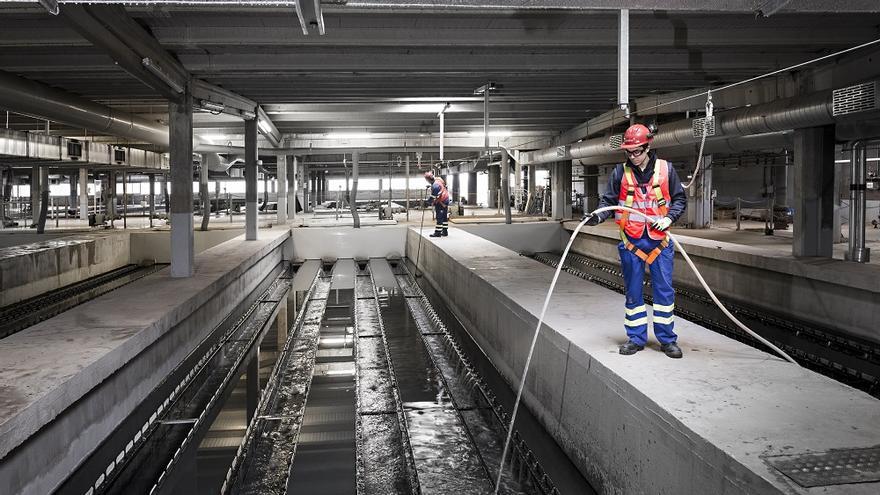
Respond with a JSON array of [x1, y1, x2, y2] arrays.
[[765, 447, 880, 487]]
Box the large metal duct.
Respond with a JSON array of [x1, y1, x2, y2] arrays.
[[522, 89, 838, 166], [0, 70, 170, 148]]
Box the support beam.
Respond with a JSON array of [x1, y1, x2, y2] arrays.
[[686, 155, 713, 228], [245, 117, 258, 240], [468, 171, 477, 206], [289, 155, 297, 220], [585, 165, 599, 212], [170, 89, 194, 277], [78, 168, 88, 221], [302, 160, 310, 213], [792, 126, 835, 257], [277, 155, 288, 224], [501, 148, 512, 224], [488, 165, 500, 209], [246, 350, 260, 424], [199, 158, 209, 231], [551, 161, 572, 221], [30, 165, 39, 226], [618, 8, 630, 115], [36, 167, 48, 234], [405, 154, 411, 220], [148, 174, 155, 228], [351, 151, 360, 228]]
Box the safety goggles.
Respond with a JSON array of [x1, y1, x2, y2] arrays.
[[624, 146, 648, 157]]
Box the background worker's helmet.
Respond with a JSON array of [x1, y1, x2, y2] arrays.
[[621, 124, 654, 150], [424, 171, 435, 181]]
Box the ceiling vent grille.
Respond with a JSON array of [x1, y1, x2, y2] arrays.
[[833, 81, 878, 116], [608, 134, 623, 150], [692, 116, 716, 138]]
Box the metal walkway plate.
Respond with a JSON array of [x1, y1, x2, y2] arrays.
[[765, 446, 880, 487], [292, 259, 322, 291]]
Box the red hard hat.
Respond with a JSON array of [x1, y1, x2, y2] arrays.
[[424, 171, 434, 181], [621, 124, 653, 150]]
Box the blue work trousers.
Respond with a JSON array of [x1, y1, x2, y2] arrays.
[[434, 203, 449, 234], [618, 236, 677, 346]]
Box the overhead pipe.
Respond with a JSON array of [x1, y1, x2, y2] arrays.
[[522, 89, 838, 166], [0, 70, 170, 148]]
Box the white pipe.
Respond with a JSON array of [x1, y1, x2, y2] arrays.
[[494, 204, 798, 493]]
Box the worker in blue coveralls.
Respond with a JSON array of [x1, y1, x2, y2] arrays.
[[584, 124, 688, 358], [425, 171, 452, 237]]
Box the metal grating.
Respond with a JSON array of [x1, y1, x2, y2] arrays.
[[692, 116, 716, 138], [764, 447, 880, 487], [608, 134, 623, 150], [833, 82, 878, 116]]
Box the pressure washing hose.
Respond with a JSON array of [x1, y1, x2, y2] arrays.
[[493, 205, 798, 494]]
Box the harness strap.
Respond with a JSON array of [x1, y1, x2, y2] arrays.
[[623, 237, 669, 265]]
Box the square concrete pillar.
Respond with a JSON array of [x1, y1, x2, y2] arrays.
[[245, 117, 259, 240], [585, 165, 600, 212], [78, 168, 89, 220], [551, 161, 572, 220], [488, 165, 500, 208], [467, 172, 477, 206], [793, 126, 835, 257], [288, 155, 297, 220], [686, 155, 713, 229], [277, 155, 288, 224], [169, 90, 194, 277]]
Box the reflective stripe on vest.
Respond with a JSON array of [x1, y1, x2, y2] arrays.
[[616, 159, 671, 242]]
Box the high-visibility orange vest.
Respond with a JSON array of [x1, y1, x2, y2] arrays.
[[614, 160, 672, 263]]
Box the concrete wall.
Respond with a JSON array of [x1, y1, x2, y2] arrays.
[[458, 223, 566, 255], [129, 228, 244, 264], [0, 228, 291, 495], [0, 232, 130, 306], [565, 224, 880, 346], [291, 225, 406, 260]]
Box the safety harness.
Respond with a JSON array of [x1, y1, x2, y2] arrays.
[[618, 163, 669, 265]]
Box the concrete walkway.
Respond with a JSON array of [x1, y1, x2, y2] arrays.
[[408, 226, 880, 494]]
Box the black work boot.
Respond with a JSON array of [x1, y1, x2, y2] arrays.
[[442, 229, 448, 237], [661, 342, 683, 359], [619, 340, 644, 355], [429, 231, 442, 238]]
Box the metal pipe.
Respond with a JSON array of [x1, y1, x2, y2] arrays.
[[618, 9, 629, 115], [523, 89, 840, 166], [847, 140, 870, 262], [0, 70, 170, 148]]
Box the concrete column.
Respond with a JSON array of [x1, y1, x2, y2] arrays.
[[199, 157, 209, 231], [792, 126, 835, 257], [585, 165, 600, 212], [322, 171, 329, 204], [289, 155, 297, 219], [170, 90, 194, 277], [108, 172, 117, 222], [68, 174, 77, 218], [551, 161, 572, 220], [687, 155, 713, 229], [501, 149, 512, 224], [214, 180, 220, 217], [246, 349, 260, 424], [245, 117, 258, 240], [30, 165, 39, 225], [514, 154, 522, 210], [36, 166, 48, 233], [351, 151, 360, 228], [467, 171, 477, 205], [277, 155, 288, 224], [488, 165, 500, 208], [528, 165, 537, 205], [451, 172, 460, 203], [405, 155, 411, 220], [301, 160, 310, 213], [78, 167, 88, 220], [149, 174, 155, 228]]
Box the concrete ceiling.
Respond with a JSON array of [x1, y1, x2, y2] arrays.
[[1, 3, 879, 147]]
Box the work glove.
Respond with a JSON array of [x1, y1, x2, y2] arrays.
[[652, 216, 673, 231], [583, 213, 602, 226]]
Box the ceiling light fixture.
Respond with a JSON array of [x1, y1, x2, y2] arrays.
[[200, 100, 226, 113], [257, 119, 272, 133], [141, 57, 184, 94]]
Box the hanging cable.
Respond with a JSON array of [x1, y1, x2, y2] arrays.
[[681, 92, 713, 190]]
